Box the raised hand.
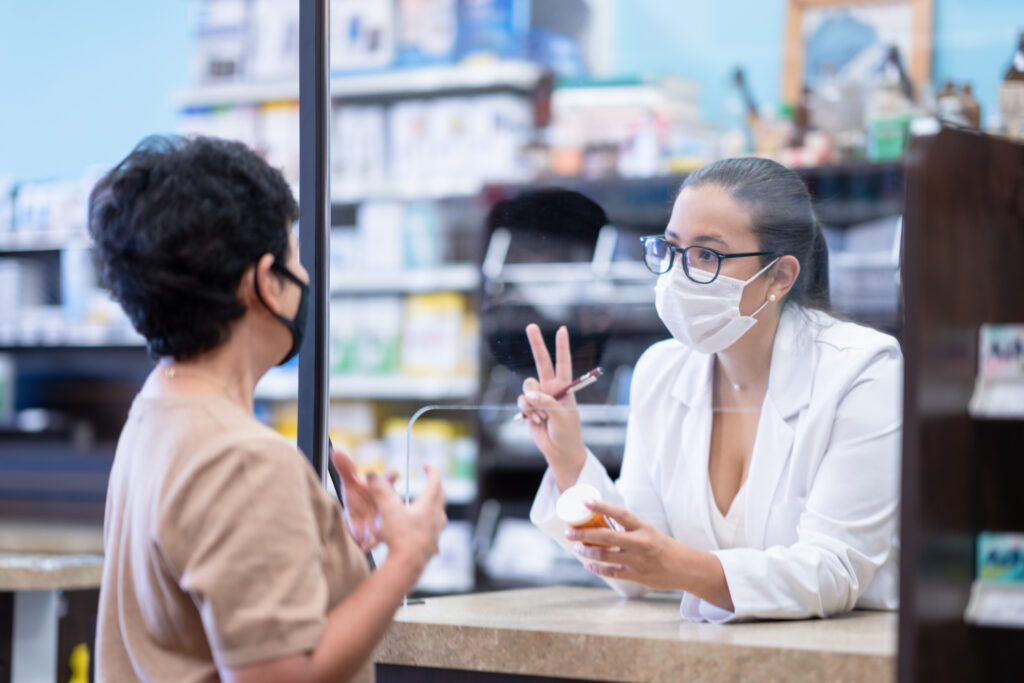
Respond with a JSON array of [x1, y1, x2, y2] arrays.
[[517, 323, 587, 491], [331, 446, 398, 552], [367, 463, 447, 577]]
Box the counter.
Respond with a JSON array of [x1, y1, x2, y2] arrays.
[[0, 522, 103, 683], [373, 587, 896, 682]]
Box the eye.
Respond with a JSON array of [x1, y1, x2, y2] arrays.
[[694, 248, 716, 263]]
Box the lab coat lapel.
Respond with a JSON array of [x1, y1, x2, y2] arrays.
[[670, 347, 719, 549], [745, 307, 812, 548]]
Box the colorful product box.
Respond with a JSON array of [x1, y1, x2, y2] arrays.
[[978, 533, 1024, 583]]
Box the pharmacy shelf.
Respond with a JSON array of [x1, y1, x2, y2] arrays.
[[331, 264, 480, 294], [254, 370, 479, 401], [332, 177, 485, 203], [964, 581, 1024, 629], [174, 60, 544, 108], [0, 328, 145, 350], [0, 230, 89, 253]]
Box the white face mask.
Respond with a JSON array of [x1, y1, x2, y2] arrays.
[[654, 258, 779, 354]]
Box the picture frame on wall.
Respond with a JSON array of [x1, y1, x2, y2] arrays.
[[783, 0, 934, 103]]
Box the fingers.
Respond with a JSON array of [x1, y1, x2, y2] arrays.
[[554, 325, 572, 382], [584, 562, 631, 579], [419, 463, 447, 508], [526, 323, 555, 382], [330, 446, 360, 481], [365, 470, 400, 508], [566, 526, 628, 549], [585, 499, 644, 532], [574, 543, 625, 564]]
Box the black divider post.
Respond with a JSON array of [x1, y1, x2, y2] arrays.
[[297, 0, 330, 482]]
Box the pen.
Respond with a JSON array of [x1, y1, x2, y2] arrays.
[[514, 367, 603, 422]]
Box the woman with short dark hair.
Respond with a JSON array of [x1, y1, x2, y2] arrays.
[[520, 157, 902, 623], [92, 135, 446, 682]]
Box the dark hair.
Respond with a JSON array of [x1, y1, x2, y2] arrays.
[[486, 187, 609, 263], [680, 157, 830, 310], [88, 135, 299, 360]]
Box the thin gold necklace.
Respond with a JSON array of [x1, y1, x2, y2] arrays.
[[163, 365, 234, 397]]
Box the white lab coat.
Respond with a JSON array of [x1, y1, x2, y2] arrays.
[[530, 305, 902, 623]]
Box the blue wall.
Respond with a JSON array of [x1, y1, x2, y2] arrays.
[[0, 0, 190, 180], [614, 0, 1023, 127]]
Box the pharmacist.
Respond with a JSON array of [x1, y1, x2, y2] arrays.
[[519, 157, 901, 623]]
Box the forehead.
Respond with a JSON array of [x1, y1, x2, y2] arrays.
[[667, 185, 755, 247]]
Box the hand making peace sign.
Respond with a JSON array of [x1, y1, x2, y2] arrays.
[[517, 323, 588, 492]]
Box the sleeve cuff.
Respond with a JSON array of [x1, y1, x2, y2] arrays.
[[679, 592, 737, 624]]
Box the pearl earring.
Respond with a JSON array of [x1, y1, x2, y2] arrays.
[[769, 294, 777, 302]]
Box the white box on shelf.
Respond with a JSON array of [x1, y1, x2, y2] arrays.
[[247, 0, 300, 82], [258, 102, 300, 183], [388, 100, 432, 187], [965, 582, 1024, 629], [189, 0, 248, 84], [356, 202, 406, 271], [329, 0, 396, 73], [970, 324, 1024, 419]]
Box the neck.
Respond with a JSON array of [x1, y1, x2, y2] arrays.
[[158, 328, 272, 413], [714, 308, 781, 394]]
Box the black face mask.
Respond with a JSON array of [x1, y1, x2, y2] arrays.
[[253, 262, 309, 366]]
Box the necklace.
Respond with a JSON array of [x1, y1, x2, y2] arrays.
[[163, 365, 234, 397]]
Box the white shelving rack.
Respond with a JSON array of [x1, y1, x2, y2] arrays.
[[174, 60, 543, 108]]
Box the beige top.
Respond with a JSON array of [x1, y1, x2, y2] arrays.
[[96, 395, 371, 683]]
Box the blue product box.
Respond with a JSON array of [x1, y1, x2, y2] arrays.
[[457, 0, 531, 61], [978, 532, 1024, 583]]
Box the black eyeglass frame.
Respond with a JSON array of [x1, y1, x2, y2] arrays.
[[639, 235, 778, 284]]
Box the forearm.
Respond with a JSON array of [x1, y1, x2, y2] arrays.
[[671, 543, 735, 613], [307, 553, 423, 682]]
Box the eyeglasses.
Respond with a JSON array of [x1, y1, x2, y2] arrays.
[[639, 235, 776, 284]]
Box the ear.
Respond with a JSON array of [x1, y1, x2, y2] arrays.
[[242, 253, 284, 314], [768, 255, 800, 301]]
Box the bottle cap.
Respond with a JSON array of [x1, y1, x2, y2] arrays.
[[556, 483, 602, 526]]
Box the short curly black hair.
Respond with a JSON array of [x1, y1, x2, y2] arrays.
[[88, 135, 299, 360]]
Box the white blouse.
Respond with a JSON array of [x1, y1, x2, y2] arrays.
[[708, 478, 748, 550]]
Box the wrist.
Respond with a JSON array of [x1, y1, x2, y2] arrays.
[[553, 447, 587, 492], [383, 545, 430, 585]]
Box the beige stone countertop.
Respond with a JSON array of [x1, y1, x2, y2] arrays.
[[374, 586, 896, 682], [0, 552, 103, 591], [0, 520, 104, 591]]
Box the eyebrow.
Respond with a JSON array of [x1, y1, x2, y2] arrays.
[[665, 229, 729, 249]]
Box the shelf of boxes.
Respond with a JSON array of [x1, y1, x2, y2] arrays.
[[173, 60, 544, 108], [0, 230, 90, 253], [254, 367, 479, 402], [331, 264, 480, 294]]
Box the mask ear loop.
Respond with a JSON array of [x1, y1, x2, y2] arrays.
[[745, 257, 781, 319]]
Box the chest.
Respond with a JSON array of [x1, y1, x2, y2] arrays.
[[708, 408, 761, 513], [643, 397, 823, 551]]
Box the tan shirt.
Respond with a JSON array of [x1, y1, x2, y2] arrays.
[[96, 395, 372, 682]]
